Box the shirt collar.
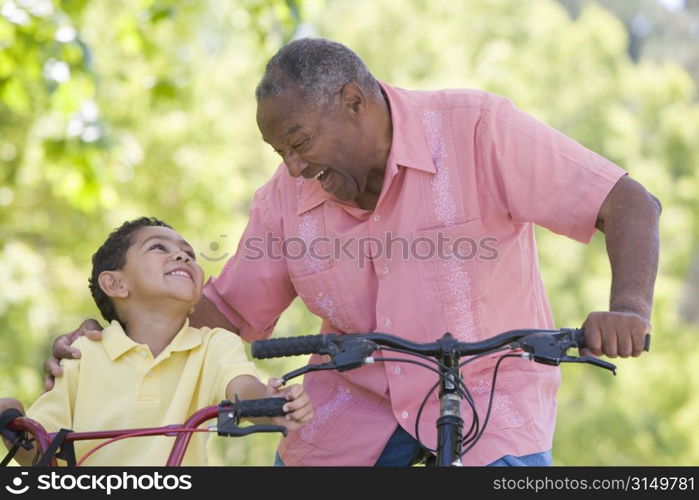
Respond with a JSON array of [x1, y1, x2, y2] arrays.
[[379, 82, 436, 175], [295, 82, 435, 215], [296, 177, 333, 215], [102, 318, 203, 361]]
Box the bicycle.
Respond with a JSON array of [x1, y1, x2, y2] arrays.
[[251, 328, 650, 466], [0, 396, 289, 466]]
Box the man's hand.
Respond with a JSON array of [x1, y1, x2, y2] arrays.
[[266, 377, 313, 431], [581, 310, 650, 358], [43, 319, 103, 391]]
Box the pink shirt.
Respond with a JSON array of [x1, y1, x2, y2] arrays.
[[204, 83, 626, 466]]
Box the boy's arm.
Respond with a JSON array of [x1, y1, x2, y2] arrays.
[[225, 375, 313, 431], [0, 398, 36, 466]]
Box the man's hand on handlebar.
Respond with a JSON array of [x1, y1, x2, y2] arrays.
[[43, 319, 103, 391], [582, 310, 650, 358]]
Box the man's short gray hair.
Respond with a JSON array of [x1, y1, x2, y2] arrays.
[[255, 37, 382, 108]]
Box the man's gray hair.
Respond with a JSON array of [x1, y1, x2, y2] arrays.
[[255, 37, 382, 107]]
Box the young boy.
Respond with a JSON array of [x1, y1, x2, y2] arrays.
[[0, 217, 312, 465]]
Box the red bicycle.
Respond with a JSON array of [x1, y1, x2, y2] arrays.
[[0, 396, 288, 466]]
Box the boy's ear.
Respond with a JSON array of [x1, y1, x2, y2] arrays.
[[98, 271, 129, 299]]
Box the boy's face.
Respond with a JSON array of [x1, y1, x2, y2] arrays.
[[104, 226, 205, 310]]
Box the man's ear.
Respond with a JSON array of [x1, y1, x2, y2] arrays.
[[98, 271, 129, 299], [339, 82, 365, 115]]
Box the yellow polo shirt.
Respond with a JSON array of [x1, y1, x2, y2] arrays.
[[26, 319, 259, 465]]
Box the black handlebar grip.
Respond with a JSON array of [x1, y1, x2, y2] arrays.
[[251, 334, 331, 359], [235, 397, 287, 418]]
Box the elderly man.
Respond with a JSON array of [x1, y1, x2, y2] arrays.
[[46, 38, 660, 466]]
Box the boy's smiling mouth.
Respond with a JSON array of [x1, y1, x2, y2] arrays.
[[166, 269, 193, 281]]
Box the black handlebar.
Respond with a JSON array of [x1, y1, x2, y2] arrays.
[[251, 328, 646, 381], [252, 328, 582, 358]]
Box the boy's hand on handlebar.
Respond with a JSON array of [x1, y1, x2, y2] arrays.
[[43, 319, 104, 391], [265, 377, 313, 431], [581, 311, 650, 358]]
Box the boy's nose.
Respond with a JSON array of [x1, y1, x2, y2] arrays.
[[174, 251, 190, 262]]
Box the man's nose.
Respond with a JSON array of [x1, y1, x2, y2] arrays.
[[284, 153, 308, 178]]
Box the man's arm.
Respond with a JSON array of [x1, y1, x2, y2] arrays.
[[583, 175, 661, 358], [43, 319, 102, 390], [189, 295, 239, 333]]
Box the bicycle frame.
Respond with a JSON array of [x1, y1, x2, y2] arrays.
[[4, 398, 288, 466]]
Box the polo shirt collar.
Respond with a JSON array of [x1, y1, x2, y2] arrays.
[[102, 318, 203, 361], [295, 81, 435, 215]]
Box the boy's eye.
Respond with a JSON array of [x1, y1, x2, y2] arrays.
[[186, 250, 196, 260], [149, 243, 167, 251]]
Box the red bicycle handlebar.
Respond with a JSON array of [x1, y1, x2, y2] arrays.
[[7, 406, 217, 466], [5, 397, 287, 466]]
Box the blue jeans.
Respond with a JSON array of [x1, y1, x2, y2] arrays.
[[274, 425, 553, 466]]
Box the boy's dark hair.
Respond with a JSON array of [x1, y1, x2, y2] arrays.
[[89, 217, 172, 323]]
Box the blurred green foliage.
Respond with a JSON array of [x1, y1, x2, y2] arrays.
[[1, 0, 697, 466]]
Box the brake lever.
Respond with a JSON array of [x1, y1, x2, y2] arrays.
[[558, 355, 617, 375], [514, 332, 617, 375], [281, 362, 337, 384], [332, 338, 379, 371], [218, 422, 288, 438], [280, 338, 379, 384]]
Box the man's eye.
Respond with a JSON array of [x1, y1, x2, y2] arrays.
[[292, 138, 309, 150]]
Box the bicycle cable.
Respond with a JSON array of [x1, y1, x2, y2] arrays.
[[375, 346, 441, 366], [372, 346, 516, 458], [458, 347, 512, 449], [460, 353, 521, 457], [372, 347, 498, 456], [371, 350, 478, 455]]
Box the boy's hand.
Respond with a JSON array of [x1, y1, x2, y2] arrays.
[[265, 377, 313, 431], [43, 319, 104, 391]]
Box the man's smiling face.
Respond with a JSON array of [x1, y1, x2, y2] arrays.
[[256, 86, 377, 203]]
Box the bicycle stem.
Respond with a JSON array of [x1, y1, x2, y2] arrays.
[[435, 342, 464, 467]]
